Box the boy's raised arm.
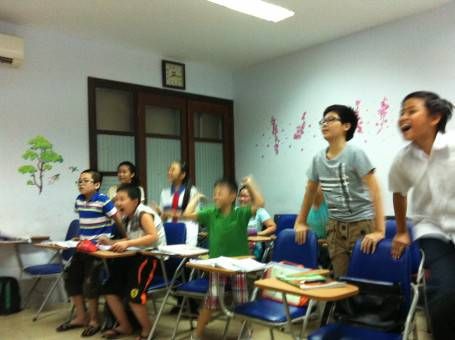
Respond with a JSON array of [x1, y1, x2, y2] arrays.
[[294, 180, 318, 244], [180, 193, 205, 221], [241, 176, 264, 215]]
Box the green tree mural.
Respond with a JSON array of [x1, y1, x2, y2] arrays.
[[18, 135, 64, 194]]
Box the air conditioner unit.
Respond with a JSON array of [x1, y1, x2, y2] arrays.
[[0, 33, 24, 67]]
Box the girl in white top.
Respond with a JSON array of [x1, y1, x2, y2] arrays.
[[158, 161, 199, 246], [107, 161, 145, 203]]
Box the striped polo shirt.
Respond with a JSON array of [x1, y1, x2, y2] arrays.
[[75, 192, 117, 239]]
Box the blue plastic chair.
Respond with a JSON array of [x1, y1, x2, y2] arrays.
[[23, 219, 80, 321], [308, 239, 418, 340], [230, 229, 319, 340], [274, 213, 297, 236]]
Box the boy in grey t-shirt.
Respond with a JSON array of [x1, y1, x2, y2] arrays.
[[294, 105, 385, 277]]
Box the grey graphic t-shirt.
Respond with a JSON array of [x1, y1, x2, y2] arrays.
[[307, 144, 374, 222]]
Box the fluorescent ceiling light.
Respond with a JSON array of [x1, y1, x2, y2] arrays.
[[207, 0, 295, 23]]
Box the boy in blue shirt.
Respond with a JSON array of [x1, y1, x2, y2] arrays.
[[56, 169, 123, 337], [295, 105, 385, 277]]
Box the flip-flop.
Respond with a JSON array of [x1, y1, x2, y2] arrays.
[[81, 325, 101, 337], [56, 320, 85, 332], [102, 328, 132, 339]]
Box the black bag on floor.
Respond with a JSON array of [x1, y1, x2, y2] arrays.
[[0, 276, 21, 315]]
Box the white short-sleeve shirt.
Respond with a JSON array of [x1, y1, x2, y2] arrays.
[[389, 131, 455, 242]]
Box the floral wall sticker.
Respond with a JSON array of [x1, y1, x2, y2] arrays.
[[376, 97, 390, 134]]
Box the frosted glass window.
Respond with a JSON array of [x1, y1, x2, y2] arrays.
[[146, 138, 181, 203], [194, 112, 223, 140], [195, 142, 224, 200], [97, 134, 135, 172], [100, 176, 118, 197], [145, 106, 181, 136], [96, 87, 134, 132]]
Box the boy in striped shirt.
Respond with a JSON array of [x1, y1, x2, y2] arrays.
[[56, 169, 123, 337]]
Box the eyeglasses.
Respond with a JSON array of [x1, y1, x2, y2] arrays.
[[319, 117, 341, 126], [76, 179, 94, 185]]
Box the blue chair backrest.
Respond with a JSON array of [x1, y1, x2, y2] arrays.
[[347, 238, 412, 306], [63, 219, 80, 261], [274, 214, 297, 236], [271, 229, 318, 268], [164, 222, 187, 245], [385, 219, 421, 274]]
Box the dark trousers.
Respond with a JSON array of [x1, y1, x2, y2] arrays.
[[419, 237, 455, 340]]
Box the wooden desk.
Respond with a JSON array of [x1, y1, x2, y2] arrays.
[[1, 237, 50, 270], [254, 278, 358, 302], [90, 250, 137, 259]]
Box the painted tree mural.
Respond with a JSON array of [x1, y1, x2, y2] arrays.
[[18, 135, 63, 194]]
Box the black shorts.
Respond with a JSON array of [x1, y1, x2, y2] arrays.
[[64, 252, 103, 299], [102, 255, 158, 304]]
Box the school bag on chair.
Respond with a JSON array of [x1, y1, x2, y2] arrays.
[[0, 276, 21, 315]]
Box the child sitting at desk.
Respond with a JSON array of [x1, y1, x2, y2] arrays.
[[56, 169, 123, 337], [180, 176, 264, 340], [99, 183, 166, 340]]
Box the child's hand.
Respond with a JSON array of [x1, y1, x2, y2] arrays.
[[241, 176, 253, 187], [360, 231, 384, 254], [111, 240, 129, 252], [391, 231, 411, 259], [294, 223, 309, 244], [97, 236, 111, 245]]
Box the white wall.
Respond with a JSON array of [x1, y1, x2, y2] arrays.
[[0, 20, 233, 277], [234, 2, 455, 217]]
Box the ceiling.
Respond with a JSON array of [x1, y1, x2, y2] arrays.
[[0, 0, 451, 69]]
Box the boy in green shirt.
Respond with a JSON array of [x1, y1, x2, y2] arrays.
[[181, 176, 264, 340]]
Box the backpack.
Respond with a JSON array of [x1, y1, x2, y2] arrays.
[[0, 276, 21, 315]]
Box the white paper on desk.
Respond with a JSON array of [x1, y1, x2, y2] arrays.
[[40, 240, 79, 248], [158, 244, 208, 256], [96, 245, 142, 251], [190, 257, 266, 272]]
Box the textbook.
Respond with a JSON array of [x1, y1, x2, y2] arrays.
[[156, 244, 209, 256], [190, 256, 267, 272], [277, 271, 346, 289]]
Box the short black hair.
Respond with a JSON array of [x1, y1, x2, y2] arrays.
[[117, 183, 141, 201], [323, 104, 358, 141], [214, 177, 238, 194], [117, 161, 140, 185], [81, 169, 102, 185], [172, 160, 190, 184], [402, 91, 453, 133]]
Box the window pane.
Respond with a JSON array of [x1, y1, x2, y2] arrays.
[[194, 112, 223, 139], [146, 138, 181, 203], [145, 106, 181, 135], [100, 176, 118, 198], [96, 87, 134, 132], [97, 134, 135, 172], [195, 142, 223, 200]]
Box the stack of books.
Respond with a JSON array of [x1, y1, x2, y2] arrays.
[[277, 270, 347, 290]]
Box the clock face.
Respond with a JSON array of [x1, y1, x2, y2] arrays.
[[163, 61, 185, 89]]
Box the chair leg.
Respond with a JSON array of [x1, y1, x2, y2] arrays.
[[237, 320, 247, 340], [171, 296, 187, 340], [222, 317, 231, 340], [23, 277, 42, 309], [33, 275, 63, 321], [269, 328, 275, 340]]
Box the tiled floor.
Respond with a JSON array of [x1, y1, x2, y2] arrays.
[[0, 300, 432, 340]]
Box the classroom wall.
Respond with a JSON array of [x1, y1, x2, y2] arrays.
[[233, 1, 455, 217], [0, 20, 233, 278]]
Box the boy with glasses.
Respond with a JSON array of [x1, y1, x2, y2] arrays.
[[294, 105, 385, 277], [56, 169, 124, 337]]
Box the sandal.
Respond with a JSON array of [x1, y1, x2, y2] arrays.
[[81, 325, 101, 337], [102, 328, 132, 339], [56, 320, 85, 332]]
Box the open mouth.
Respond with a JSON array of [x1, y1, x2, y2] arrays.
[[400, 123, 411, 132]]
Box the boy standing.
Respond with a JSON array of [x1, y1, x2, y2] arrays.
[[295, 105, 385, 277], [389, 91, 454, 340], [182, 176, 264, 340], [56, 169, 123, 337]]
